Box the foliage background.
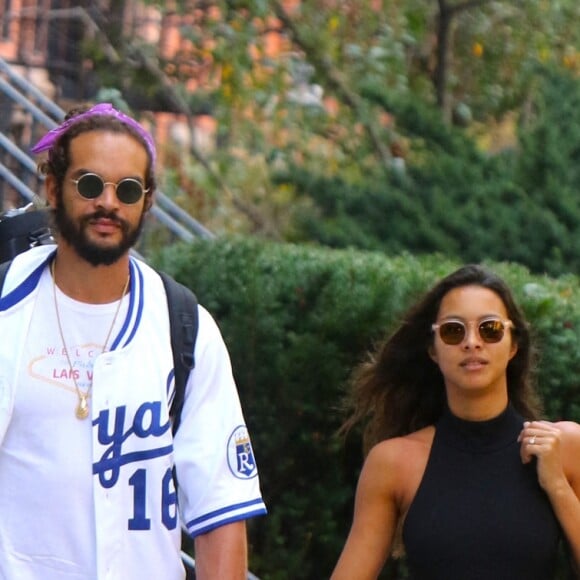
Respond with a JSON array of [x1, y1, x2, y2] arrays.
[[82, 1, 580, 277], [153, 237, 580, 579]]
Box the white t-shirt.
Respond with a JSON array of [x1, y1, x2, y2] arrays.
[[0, 268, 129, 578]]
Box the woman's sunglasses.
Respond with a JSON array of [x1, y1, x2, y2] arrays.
[[431, 318, 514, 345], [71, 172, 149, 205]]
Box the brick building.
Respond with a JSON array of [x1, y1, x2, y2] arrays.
[[0, 1, 303, 163]]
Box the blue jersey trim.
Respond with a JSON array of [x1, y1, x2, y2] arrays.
[[186, 508, 268, 538], [120, 260, 144, 348], [111, 260, 135, 350], [0, 251, 55, 311], [108, 259, 143, 351], [186, 498, 267, 528]]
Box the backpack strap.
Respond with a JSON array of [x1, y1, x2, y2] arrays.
[[159, 271, 199, 436], [0, 259, 12, 297]]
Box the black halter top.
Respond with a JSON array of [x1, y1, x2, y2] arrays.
[[402, 404, 562, 580]]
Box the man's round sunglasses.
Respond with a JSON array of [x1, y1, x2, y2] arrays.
[[431, 318, 514, 345], [71, 172, 149, 205]]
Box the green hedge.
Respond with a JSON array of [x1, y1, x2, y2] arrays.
[[153, 236, 580, 579]]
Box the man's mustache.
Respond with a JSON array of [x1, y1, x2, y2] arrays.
[[82, 210, 128, 231]]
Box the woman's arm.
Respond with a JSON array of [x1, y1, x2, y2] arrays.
[[330, 442, 402, 580], [520, 420, 580, 575]]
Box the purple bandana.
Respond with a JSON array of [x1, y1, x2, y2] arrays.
[[30, 102, 157, 165]]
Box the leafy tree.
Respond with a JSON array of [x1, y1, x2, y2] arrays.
[[47, 0, 580, 255], [34, 1, 580, 277]]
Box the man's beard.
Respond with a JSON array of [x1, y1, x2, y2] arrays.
[[53, 199, 144, 266]]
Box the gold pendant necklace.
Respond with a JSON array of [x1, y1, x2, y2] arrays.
[[51, 260, 130, 420]]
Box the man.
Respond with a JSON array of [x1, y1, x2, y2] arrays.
[[0, 103, 266, 579]]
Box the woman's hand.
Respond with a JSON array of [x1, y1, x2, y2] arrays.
[[518, 420, 568, 494]]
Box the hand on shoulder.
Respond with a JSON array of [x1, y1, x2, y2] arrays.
[[519, 419, 580, 491]]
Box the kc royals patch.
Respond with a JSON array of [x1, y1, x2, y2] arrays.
[[227, 425, 258, 479]]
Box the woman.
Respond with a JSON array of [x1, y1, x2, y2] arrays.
[[331, 264, 580, 580]]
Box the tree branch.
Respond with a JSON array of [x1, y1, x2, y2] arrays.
[[435, 0, 451, 114], [124, 46, 273, 234], [435, 0, 494, 117], [447, 0, 495, 17], [269, 0, 392, 168]]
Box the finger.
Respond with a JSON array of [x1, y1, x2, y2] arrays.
[[520, 438, 534, 464], [518, 422, 531, 442], [527, 420, 559, 435]]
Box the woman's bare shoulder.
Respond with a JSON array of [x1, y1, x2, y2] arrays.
[[362, 426, 435, 508], [554, 420, 580, 452], [553, 419, 580, 434], [366, 426, 435, 470], [553, 421, 580, 483]]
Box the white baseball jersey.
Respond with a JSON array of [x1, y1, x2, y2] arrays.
[[0, 245, 267, 580]]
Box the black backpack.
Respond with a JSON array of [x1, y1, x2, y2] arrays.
[[0, 258, 198, 436]]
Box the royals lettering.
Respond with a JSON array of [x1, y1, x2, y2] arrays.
[[92, 401, 172, 488], [92, 401, 178, 531]]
